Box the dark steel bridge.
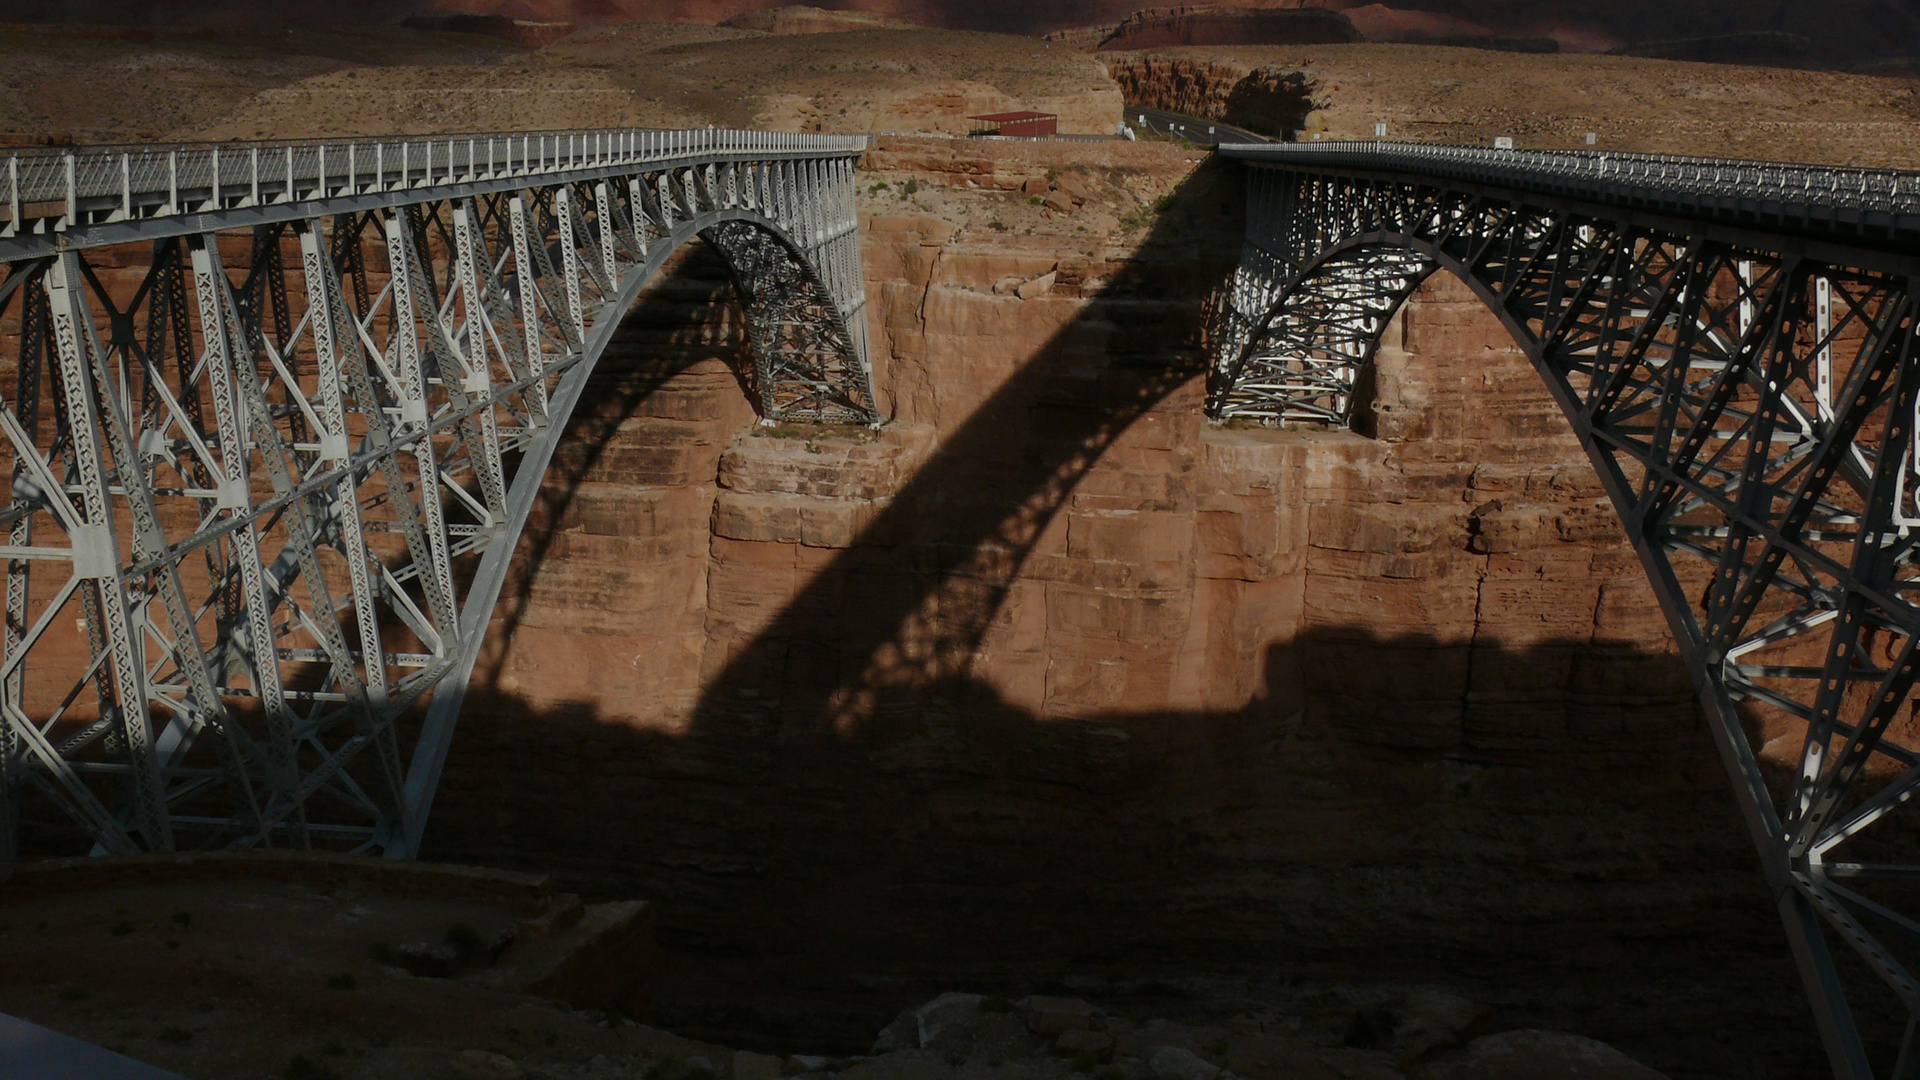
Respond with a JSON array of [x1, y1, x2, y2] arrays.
[[0, 127, 875, 866], [1208, 138, 1920, 1079]]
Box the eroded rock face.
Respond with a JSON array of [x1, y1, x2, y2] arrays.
[[431, 137, 1808, 1074], [721, 5, 923, 33], [1046, 6, 1362, 52], [1102, 44, 1920, 164], [1106, 56, 1320, 138]]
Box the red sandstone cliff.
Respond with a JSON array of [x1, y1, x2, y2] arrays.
[[1046, 6, 1362, 52], [1103, 46, 1920, 164], [720, 5, 921, 32], [0, 0, 1911, 69], [412, 0, 1920, 65], [401, 12, 578, 45], [422, 136, 1809, 1073]]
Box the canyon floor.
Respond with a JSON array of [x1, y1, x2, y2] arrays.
[[0, 858, 1669, 1080]]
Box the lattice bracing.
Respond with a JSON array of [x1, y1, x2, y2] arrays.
[[1210, 142, 1920, 1078], [0, 129, 874, 865]]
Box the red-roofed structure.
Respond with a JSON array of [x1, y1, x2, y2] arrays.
[[968, 111, 1059, 137]]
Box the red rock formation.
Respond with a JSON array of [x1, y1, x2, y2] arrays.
[[401, 12, 578, 45], [720, 5, 922, 32], [1107, 55, 1321, 138], [1336, 3, 1494, 41], [5, 0, 1913, 69], [1046, 6, 1362, 52], [427, 136, 1809, 1072]]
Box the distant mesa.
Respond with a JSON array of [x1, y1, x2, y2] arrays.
[[484, 0, 629, 22], [419, 0, 636, 26], [402, 11, 578, 46], [719, 5, 923, 33], [1844, 55, 1920, 77], [1336, 2, 1500, 44], [1397, 34, 1559, 54], [1046, 5, 1363, 52]]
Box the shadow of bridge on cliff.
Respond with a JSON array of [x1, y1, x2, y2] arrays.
[[416, 158, 1841, 1080]]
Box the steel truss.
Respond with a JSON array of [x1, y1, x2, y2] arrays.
[[0, 128, 875, 866], [1211, 147, 1920, 1078]]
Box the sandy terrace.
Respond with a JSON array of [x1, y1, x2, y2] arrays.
[[1110, 42, 1920, 167], [185, 28, 1120, 142]]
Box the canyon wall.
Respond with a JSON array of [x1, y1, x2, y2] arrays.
[[719, 6, 922, 33], [1106, 54, 1321, 138], [427, 136, 1819, 1076], [1103, 45, 1920, 165], [1045, 7, 1361, 53]]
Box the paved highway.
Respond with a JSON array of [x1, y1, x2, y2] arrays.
[[1125, 107, 1272, 147]]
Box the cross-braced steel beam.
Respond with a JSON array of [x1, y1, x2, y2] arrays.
[[1211, 140, 1920, 1079], [0, 127, 875, 866]]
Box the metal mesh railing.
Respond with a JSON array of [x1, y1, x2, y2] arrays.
[[1219, 140, 1920, 233], [0, 126, 868, 230]]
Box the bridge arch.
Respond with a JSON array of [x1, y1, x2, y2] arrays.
[[402, 200, 875, 856], [0, 130, 876, 870], [1209, 145, 1920, 1077]]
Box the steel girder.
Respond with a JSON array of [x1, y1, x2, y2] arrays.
[[0, 132, 875, 867], [1211, 157, 1920, 1078]]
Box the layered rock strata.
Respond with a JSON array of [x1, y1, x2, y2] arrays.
[[431, 137, 1817, 1075], [1045, 6, 1362, 52], [720, 6, 923, 33], [1102, 44, 1920, 164]]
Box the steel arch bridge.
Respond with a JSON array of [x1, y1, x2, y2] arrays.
[[1209, 140, 1920, 1078], [0, 127, 876, 867]]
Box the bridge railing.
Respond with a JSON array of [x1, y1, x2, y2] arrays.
[[1, 127, 869, 239], [1219, 139, 1920, 241]]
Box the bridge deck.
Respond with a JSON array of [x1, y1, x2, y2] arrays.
[[0, 127, 868, 260], [1221, 140, 1920, 250]]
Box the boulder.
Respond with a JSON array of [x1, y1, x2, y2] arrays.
[[517, 892, 584, 941], [1054, 172, 1095, 204], [872, 992, 986, 1052], [471, 900, 654, 1016], [732, 1051, 784, 1080], [1055, 1029, 1115, 1062], [1148, 1046, 1221, 1080], [1023, 995, 1101, 1035], [1423, 1030, 1670, 1080], [652, 1057, 723, 1080], [391, 942, 464, 978], [1015, 271, 1058, 300], [1388, 992, 1493, 1063], [450, 1050, 527, 1080]]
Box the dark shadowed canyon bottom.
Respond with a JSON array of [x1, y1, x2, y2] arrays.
[[397, 153, 1845, 1079]]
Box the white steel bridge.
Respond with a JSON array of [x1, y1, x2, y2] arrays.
[[0, 127, 875, 865]]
